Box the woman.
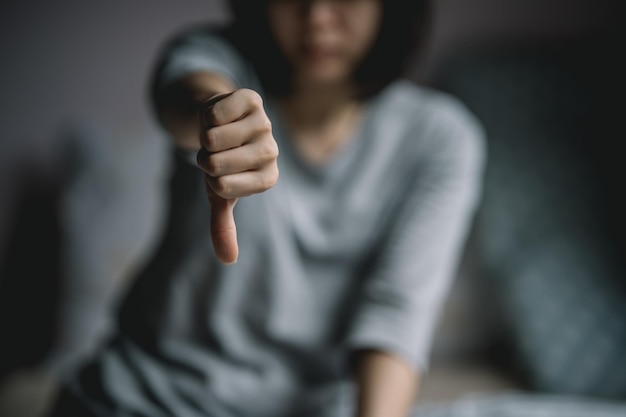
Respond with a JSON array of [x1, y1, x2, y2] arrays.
[[48, 1, 486, 416]]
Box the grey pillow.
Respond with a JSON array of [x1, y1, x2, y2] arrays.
[[434, 49, 626, 398], [412, 392, 626, 417]]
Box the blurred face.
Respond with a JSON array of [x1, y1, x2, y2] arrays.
[[268, 0, 382, 88]]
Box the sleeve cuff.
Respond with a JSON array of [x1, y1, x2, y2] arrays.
[[345, 301, 439, 374]]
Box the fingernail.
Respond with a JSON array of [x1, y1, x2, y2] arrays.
[[224, 259, 238, 266]]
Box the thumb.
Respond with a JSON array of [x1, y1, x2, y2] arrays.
[[207, 192, 239, 265]]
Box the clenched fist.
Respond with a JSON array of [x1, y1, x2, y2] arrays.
[[197, 89, 279, 264]]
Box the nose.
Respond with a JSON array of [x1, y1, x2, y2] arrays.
[[301, 0, 337, 29]]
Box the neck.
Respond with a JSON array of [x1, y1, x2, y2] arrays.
[[278, 80, 366, 165], [282, 81, 359, 130]]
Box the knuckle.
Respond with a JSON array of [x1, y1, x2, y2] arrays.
[[212, 177, 232, 198], [205, 105, 220, 126], [260, 166, 279, 191], [245, 89, 264, 109], [259, 116, 272, 133], [203, 129, 219, 151], [270, 165, 280, 186], [270, 139, 279, 157], [259, 138, 279, 161], [251, 115, 272, 138], [206, 154, 222, 177]]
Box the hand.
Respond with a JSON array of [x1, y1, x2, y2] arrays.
[[197, 89, 279, 264]]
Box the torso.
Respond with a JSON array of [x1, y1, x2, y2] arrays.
[[71, 80, 485, 417], [279, 98, 366, 166]]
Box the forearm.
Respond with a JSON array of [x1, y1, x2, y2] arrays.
[[354, 349, 420, 417], [155, 71, 235, 151]]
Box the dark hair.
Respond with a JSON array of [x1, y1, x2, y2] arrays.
[[225, 0, 431, 99]]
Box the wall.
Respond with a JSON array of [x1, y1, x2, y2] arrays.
[[0, 0, 619, 154]]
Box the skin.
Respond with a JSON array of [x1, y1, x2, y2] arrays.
[[355, 350, 420, 417], [160, 73, 278, 265], [158, 0, 419, 415]]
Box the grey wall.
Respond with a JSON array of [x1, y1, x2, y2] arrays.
[[0, 1, 230, 155], [0, 0, 618, 155]]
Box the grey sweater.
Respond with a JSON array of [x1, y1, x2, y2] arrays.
[[63, 27, 487, 417]]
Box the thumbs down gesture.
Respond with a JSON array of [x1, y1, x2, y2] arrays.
[[197, 90, 279, 264]]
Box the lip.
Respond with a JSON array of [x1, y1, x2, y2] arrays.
[[302, 44, 339, 61]]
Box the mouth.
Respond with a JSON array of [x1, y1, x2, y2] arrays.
[[301, 43, 340, 62]]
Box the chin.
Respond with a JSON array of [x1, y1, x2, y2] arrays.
[[300, 67, 349, 87]]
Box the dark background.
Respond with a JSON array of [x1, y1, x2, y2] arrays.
[[0, 0, 624, 415], [0, 0, 620, 149]]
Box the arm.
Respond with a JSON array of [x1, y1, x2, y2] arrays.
[[154, 71, 235, 151], [149, 29, 280, 263], [354, 350, 420, 417], [153, 68, 279, 264], [150, 27, 256, 151], [346, 96, 487, 416], [158, 73, 278, 264]]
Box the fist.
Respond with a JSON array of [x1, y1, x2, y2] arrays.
[[197, 89, 279, 264]]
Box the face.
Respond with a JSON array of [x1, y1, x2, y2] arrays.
[[268, 0, 383, 88]]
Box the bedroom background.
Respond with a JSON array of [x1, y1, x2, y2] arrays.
[[1, 1, 624, 416]]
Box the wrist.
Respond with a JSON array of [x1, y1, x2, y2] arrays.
[[354, 349, 419, 417]]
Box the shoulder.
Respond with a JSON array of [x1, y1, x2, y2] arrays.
[[375, 80, 487, 170], [377, 80, 484, 141], [154, 23, 260, 91], [157, 24, 242, 67]]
